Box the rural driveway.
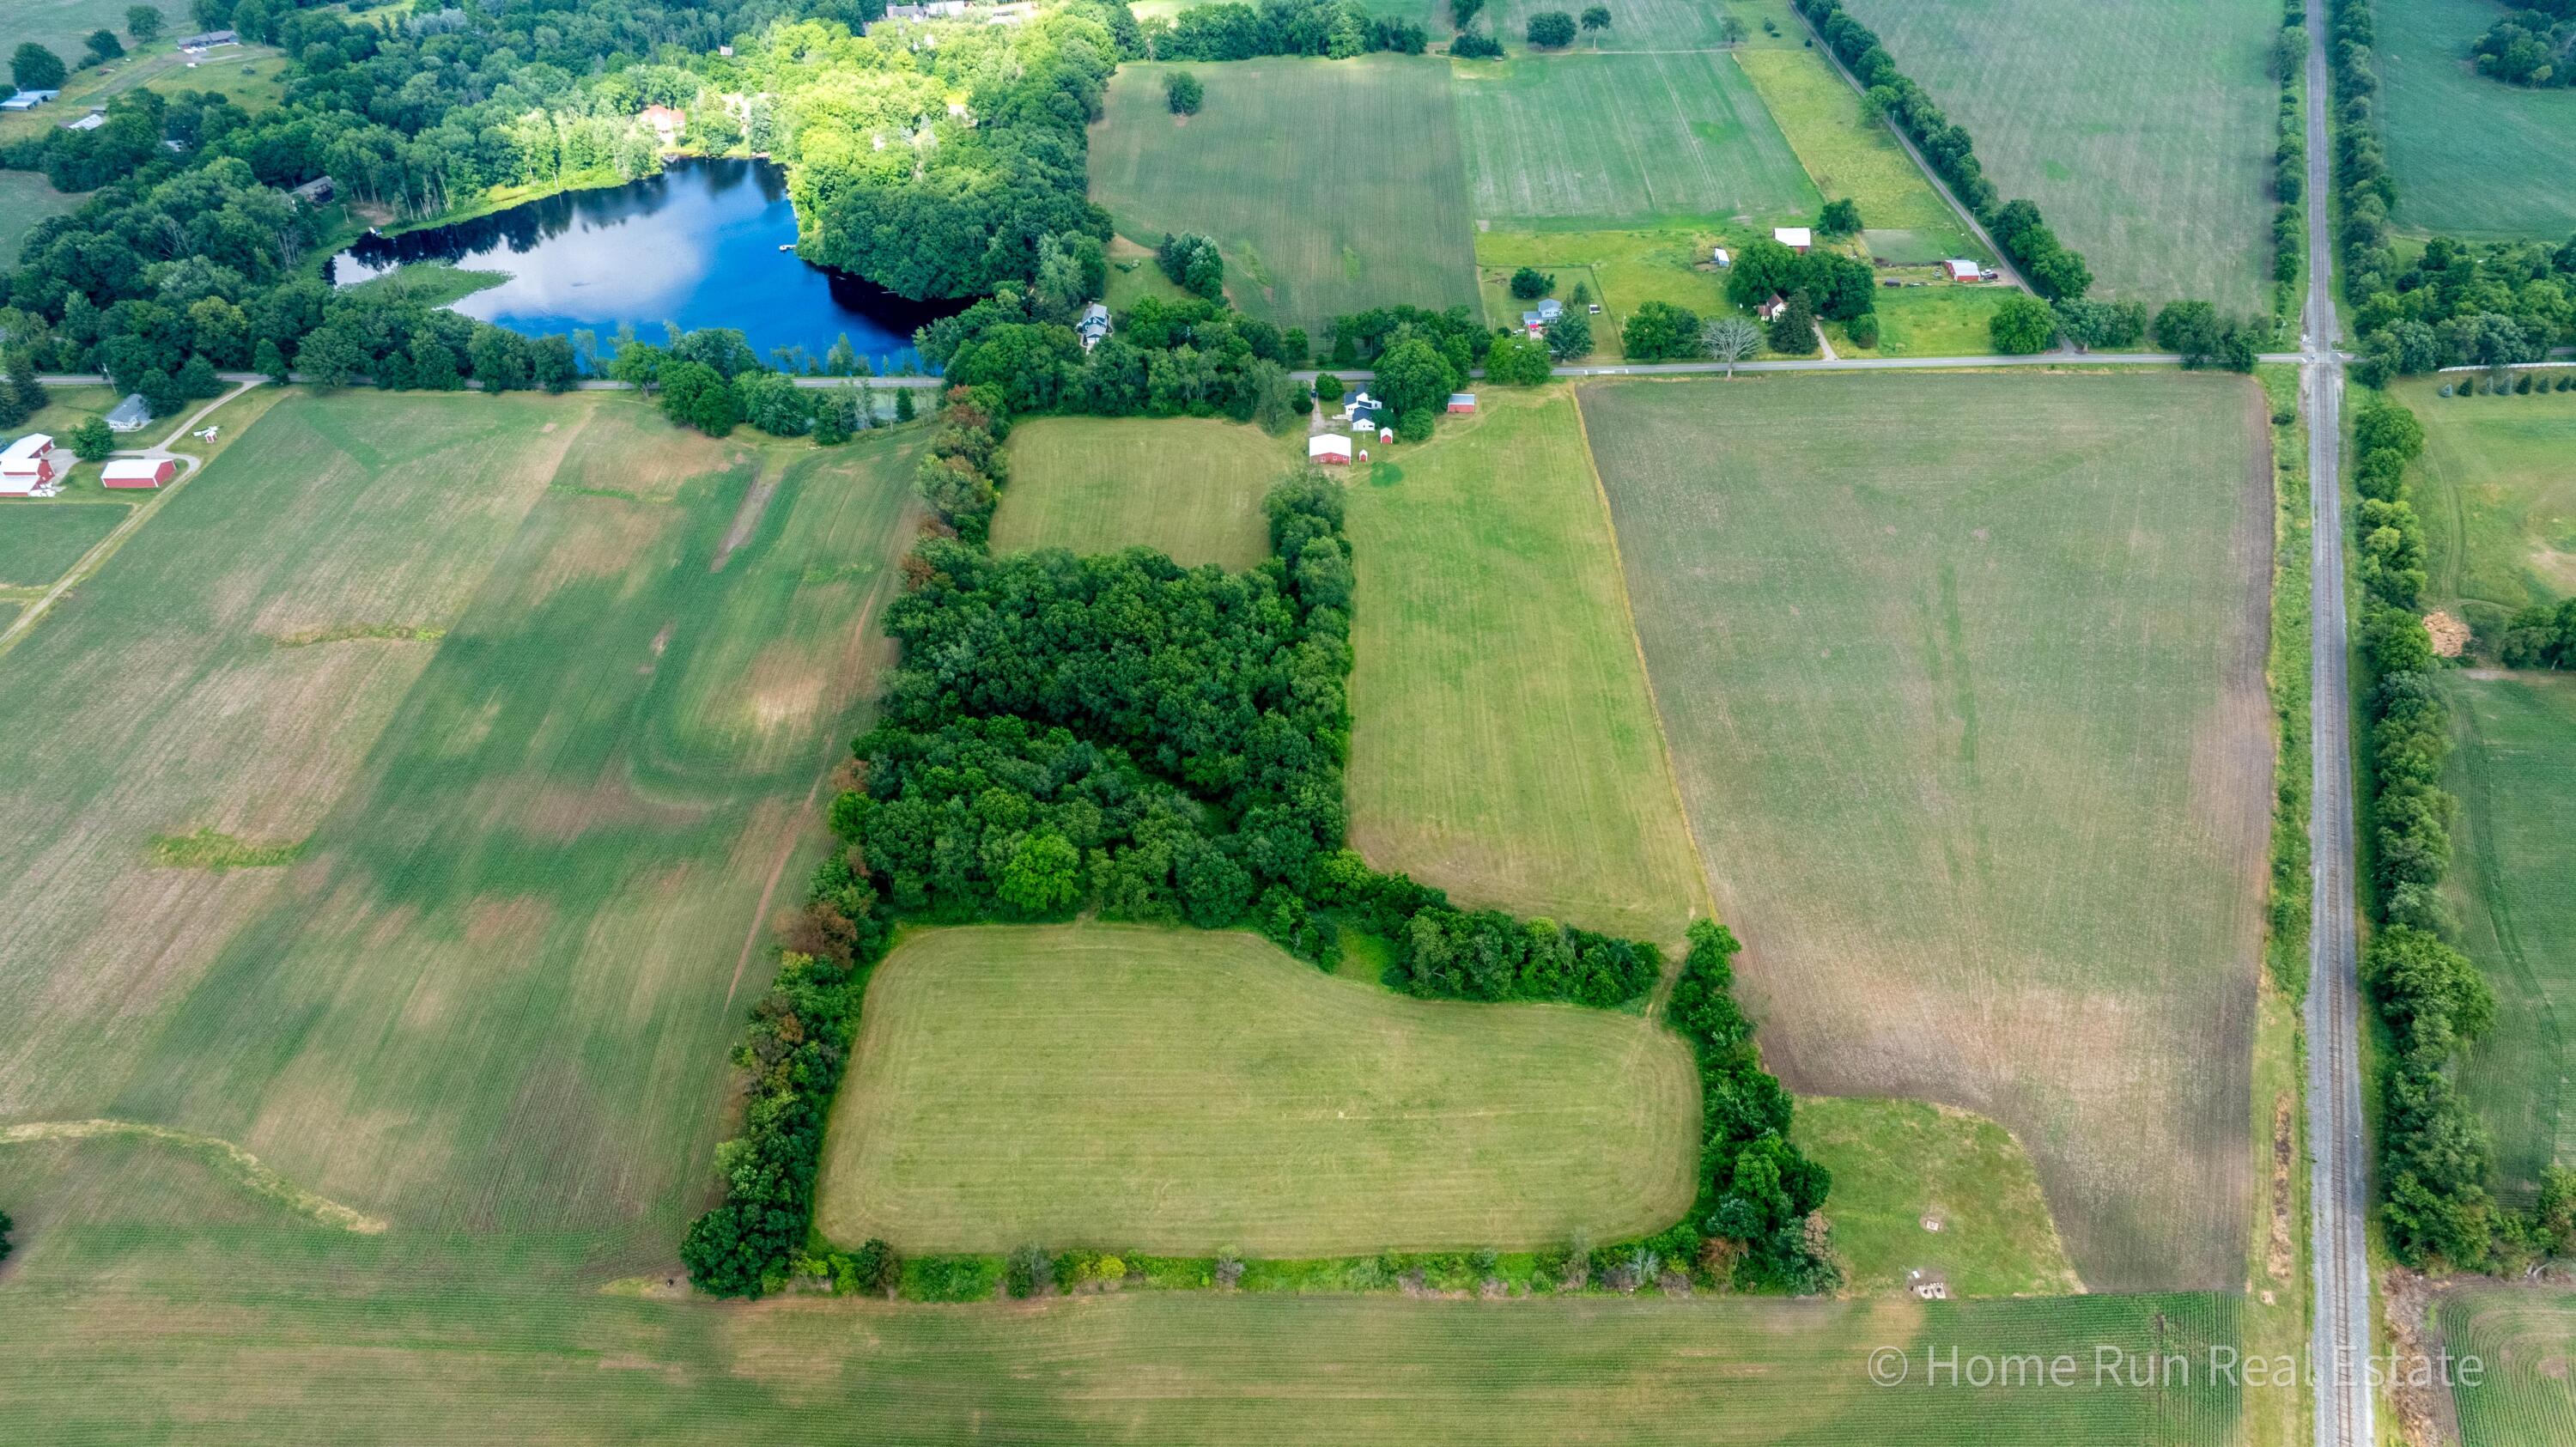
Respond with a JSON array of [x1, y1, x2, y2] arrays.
[[2299, 14, 2372, 1447]]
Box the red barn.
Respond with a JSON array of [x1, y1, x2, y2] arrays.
[[102, 457, 178, 489]]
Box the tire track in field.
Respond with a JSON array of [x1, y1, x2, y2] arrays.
[[0, 1119, 389, 1233]]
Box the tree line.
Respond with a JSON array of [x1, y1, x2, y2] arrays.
[[1135, 0, 1427, 60]]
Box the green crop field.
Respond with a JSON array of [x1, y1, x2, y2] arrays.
[[2443, 1285, 2576, 1446], [817, 922, 1699, 1254], [0, 390, 920, 1245], [989, 415, 1291, 569], [1452, 52, 1818, 229], [0, 501, 125, 587], [2394, 379, 2576, 635], [1089, 57, 1479, 337], [2442, 672, 2576, 1202], [0, 172, 86, 271], [1346, 386, 1707, 939], [1800, 1096, 2081, 1298], [1583, 372, 2274, 1293], [1837, 0, 2280, 312], [1730, 45, 1981, 262], [2380, 0, 2576, 238]]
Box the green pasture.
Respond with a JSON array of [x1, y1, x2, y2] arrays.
[[0, 0, 176, 71], [990, 414, 1291, 570], [1088, 56, 1479, 337], [1729, 45, 1979, 260], [1346, 386, 1708, 939], [2442, 1285, 2576, 1446], [0, 500, 125, 587], [2443, 671, 2576, 1203], [817, 922, 1699, 1255], [1800, 1096, 2081, 1298], [1838, 0, 2281, 311], [2394, 377, 2576, 636], [1583, 371, 2275, 1293], [0, 171, 85, 270], [2379, 0, 2576, 238], [1451, 51, 1817, 229], [1835, 281, 2008, 358]]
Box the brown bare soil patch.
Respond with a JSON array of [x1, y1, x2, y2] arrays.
[[2425, 609, 2470, 658], [2267, 1093, 2293, 1285]]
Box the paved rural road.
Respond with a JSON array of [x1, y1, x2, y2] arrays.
[[2300, 13, 2374, 1447]]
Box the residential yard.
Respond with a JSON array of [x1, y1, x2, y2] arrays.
[[1472, 228, 1730, 358], [1798, 1097, 2080, 1298], [2442, 671, 2576, 1203], [1837, 0, 2281, 312], [2379, 0, 2576, 238], [2393, 377, 2576, 638], [817, 922, 1700, 1255], [1088, 57, 1479, 338], [1346, 386, 1707, 940], [1583, 371, 2275, 1293], [989, 415, 1291, 570], [0, 172, 86, 270], [1451, 52, 1817, 230], [1831, 280, 2008, 358]]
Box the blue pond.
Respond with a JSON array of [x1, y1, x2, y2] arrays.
[[326, 159, 966, 371]]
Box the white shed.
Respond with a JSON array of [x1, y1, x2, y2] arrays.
[[1308, 434, 1354, 465]]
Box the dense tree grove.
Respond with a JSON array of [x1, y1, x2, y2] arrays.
[[2471, 0, 2575, 86], [914, 283, 1308, 433], [1137, 0, 1426, 61], [2329, 0, 2576, 383], [1793, 0, 2092, 300]]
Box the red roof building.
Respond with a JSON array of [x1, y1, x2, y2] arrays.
[[101, 457, 178, 489]]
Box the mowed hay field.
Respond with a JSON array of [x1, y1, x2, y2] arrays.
[[988, 415, 1289, 569], [0, 390, 921, 1243], [1088, 57, 1479, 337], [1451, 52, 1818, 229], [0, 501, 125, 587], [0, 1141, 2248, 1447], [1347, 386, 1707, 940], [2392, 379, 2576, 633], [2443, 672, 2576, 1202], [2442, 1286, 2576, 1446], [1584, 372, 2274, 1292], [2380, 0, 2576, 237], [818, 923, 1698, 1254], [1837, 0, 2281, 311]]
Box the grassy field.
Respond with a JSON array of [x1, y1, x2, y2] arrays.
[[1367, 0, 1738, 49], [1472, 228, 1731, 357], [2442, 1286, 2576, 1445], [2379, 0, 2576, 237], [1583, 371, 2274, 1293], [1730, 44, 1982, 262], [1346, 386, 1707, 940], [1799, 1097, 2081, 1298], [0, 501, 125, 587], [2394, 378, 2576, 636], [1451, 52, 1817, 229], [1837, 0, 2280, 311], [0, 390, 920, 1249], [817, 922, 1700, 1255], [0, 171, 86, 270], [0, 0, 175, 70], [989, 415, 1291, 569], [1088, 57, 1479, 337], [2442, 671, 2576, 1203], [1836, 282, 2009, 358]]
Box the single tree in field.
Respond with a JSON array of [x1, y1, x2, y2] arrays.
[[127, 5, 164, 41], [1989, 291, 2060, 355], [1508, 265, 1552, 300], [1815, 198, 1862, 239], [1527, 10, 1577, 47], [1163, 69, 1203, 114], [1704, 315, 1761, 377], [12, 42, 68, 92], [1581, 6, 1611, 41], [69, 416, 116, 462], [85, 28, 126, 64]]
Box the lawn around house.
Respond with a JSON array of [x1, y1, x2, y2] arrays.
[[1837, 0, 2281, 312], [1583, 371, 2275, 1294], [1088, 56, 1480, 338], [2379, 0, 2576, 239], [989, 415, 1292, 571], [815, 922, 1702, 1256], [1346, 386, 1709, 941]]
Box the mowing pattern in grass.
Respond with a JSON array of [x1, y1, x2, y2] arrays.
[[0, 171, 87, 271], [2443, 1285, 2576, 1446], [1452, 52, 1818, 228], [1837, 0, 2280, 310], [1584, 372, 2273, 1292], [0, 391, 920, 1243], [1346, 387, 1707, 939], [2396, 379, 2576, 634], [1799, 1096, 2081, 1298], [0, 0, 175, 77], [0, 502, 125, 587], [818, 922, 1698, 1255], [988, 416, 1290, 570], [2443, 672, 2576, 1203], [2380, 0, 2576, 237], [0, 1140, 2246, 1447], [1088, 57, 1479, 337], [1730, 46, 1979, 260]]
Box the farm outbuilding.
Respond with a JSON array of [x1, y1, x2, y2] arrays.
[[101, 458, 177, 489], [1945, 258, 1982, 283], [1, 434, 58, 494], [1309, 434, 1354, 465], [1711, 246, 1731, 268], [1774, 226, 1812, 252], [1447, 393, 1476, 413]]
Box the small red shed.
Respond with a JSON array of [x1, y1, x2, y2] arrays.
[[101, 457, 178, 489]]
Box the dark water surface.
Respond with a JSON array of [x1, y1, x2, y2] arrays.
[[328, 159, 966, 369]]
